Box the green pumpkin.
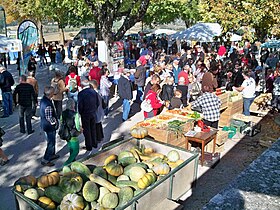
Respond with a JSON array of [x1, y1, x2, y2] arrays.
[[118, 186, 134, 207], [82, 181, 99, 202], [105, 162, 123, 177], [45, 186, 66, 204], [101, 192, 119, 209], [59, 172, 83, 194]]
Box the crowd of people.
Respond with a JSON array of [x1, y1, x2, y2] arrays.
[[1, 35, 280, 167]]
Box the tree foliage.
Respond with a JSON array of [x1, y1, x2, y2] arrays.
[[199, 0, 280, 40]]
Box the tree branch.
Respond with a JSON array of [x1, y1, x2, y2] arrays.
[[115, 0, 150, 41]]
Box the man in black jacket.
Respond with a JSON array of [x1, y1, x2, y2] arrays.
[[13, 75, 37, 134], [118, 69, 133, 121], [0, 66, 15, 118], [78, 80, 99, 151], [134, 60, 146, 103]]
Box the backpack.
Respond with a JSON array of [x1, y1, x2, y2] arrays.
[[68, 75, 78, 93], [51, 79, 61, 95], [58, 111, 80, 141]]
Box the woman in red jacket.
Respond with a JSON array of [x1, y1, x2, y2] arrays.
[[144, 84, 164, 119]]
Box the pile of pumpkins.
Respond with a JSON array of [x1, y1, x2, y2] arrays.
[[14, 146, 184, 210]]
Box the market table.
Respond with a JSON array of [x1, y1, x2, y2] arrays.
[[185, 129, 217, 166]]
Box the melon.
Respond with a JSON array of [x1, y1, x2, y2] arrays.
[[82, 181, 99, 202]]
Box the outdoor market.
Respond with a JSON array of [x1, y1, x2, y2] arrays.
[[1, 1, 280, 210]]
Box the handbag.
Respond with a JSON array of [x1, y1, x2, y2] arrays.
[[141, 93, 153, 112]]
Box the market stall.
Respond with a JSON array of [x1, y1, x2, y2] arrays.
[[13, 138, 199, 210]]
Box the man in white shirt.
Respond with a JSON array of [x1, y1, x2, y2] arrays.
[[234, 70, 256, 116]]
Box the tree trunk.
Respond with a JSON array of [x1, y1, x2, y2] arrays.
[[58, 25, 65, 45], [37, 20, 44, 44]]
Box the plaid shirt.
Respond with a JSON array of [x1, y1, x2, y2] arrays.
[[273, 77, 280, 96], [45, 106, 56, 125], [191, 92, 221, 122]]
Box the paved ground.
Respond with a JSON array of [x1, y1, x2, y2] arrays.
[[0, 64, 143, 210]]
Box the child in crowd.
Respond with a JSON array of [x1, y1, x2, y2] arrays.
[[170, 89, 183, 110], [61, 98, 82, 166]]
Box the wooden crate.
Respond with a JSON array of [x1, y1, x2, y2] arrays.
[[216, 130, 229, 146], [218, 92, 229, 110], [219, 99, 243, 127], [205, 141, 225, 153]]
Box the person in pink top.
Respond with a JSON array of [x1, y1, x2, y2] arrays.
[[143, 84, 164, 119], [178, 64, 190, 85]]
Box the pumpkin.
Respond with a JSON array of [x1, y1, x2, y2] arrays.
[[101, 193, 119, 209], [104, 154, 118, 166], [82, 181, 99, 202], [38, 196, 56, 209], [152, 163, 170, 175], [137, 172, 157, 189], [70, 161, 91, 177], [128, 166, 146, 182], [45, 186, 66, 204], [97, 187, 110, 203], [60, 194, 84, 210], [167, 150, 180, 162], [92, 166, 108, 179], [24, 188, 39, 201], [117, 175, 130, 182], [15, 175, 37, 192], [118, 186, 134, 207], [118, 151, 134, 161], [130, 127, 148, 139], [105, 162, 123, 177], [37, 172, 60, 188], [59, 172, 83, 194]]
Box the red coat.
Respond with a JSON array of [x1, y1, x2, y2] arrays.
[[65, 73, 81, 87], [89, 67, 102, 85], [144, 90, 163, 118], [178, 70, 189, 85]]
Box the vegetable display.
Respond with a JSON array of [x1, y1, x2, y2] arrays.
[[14, 146, 184, 210]]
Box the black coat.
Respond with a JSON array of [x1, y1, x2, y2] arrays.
[[78, 88, 99, 117], [134, 65, 146, 87], [118, 75, 132, 100], [160, 84, 174, 101]]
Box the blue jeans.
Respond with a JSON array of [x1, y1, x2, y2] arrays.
[[43, 130, 56, 162], [243, 97, 255, 116], [102, 95, 110, 116], [2, 92, 13, 117], [122, 99, 130, 120], [135, 86, 144, 102]]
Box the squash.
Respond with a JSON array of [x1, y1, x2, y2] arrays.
[[130, 127, 148, 139], [115, 180, 139, 190], [93, 166, 108, 180], [37, 172, 60, 188], [45, 186, 66, 204], [70, 161, 91, 177], [101, 193, 119, 209], [60, 194, 84, 210], [116, 175, 130, 182], [38, 196, 56, 209], [59, 172, 83, 194], [15, 175, 37, 187], [118, 157, 137, 167], [24, 188, 39, 201], [89, 173, 120, 193], [137, 172, 157, 189], [152, 163, 170, 175], [118, 151, 134, 161], [83, 181, 99, 202], [118, 186, 134, 207], [107, 174, 117, 185], [128, 167, 146, 182], [61, 166, 71, 175], [105, 162, 123, 177], [167, 150, 180, 162], [97, 187, 110, 203], [104, 154, 118, 166], [123, 163, 148, 175]]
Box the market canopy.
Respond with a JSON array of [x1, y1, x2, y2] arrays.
[[0, 35, 22, 53], [171, 23, 222, 42], [261, 40, 280, 48], [152, 29, 177, 35]]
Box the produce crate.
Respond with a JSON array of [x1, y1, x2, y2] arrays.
[[216, 130, 229, 146], [12, 138, 199, 210], [217, 92, 229, 110], [219, 99, 243, 127]]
